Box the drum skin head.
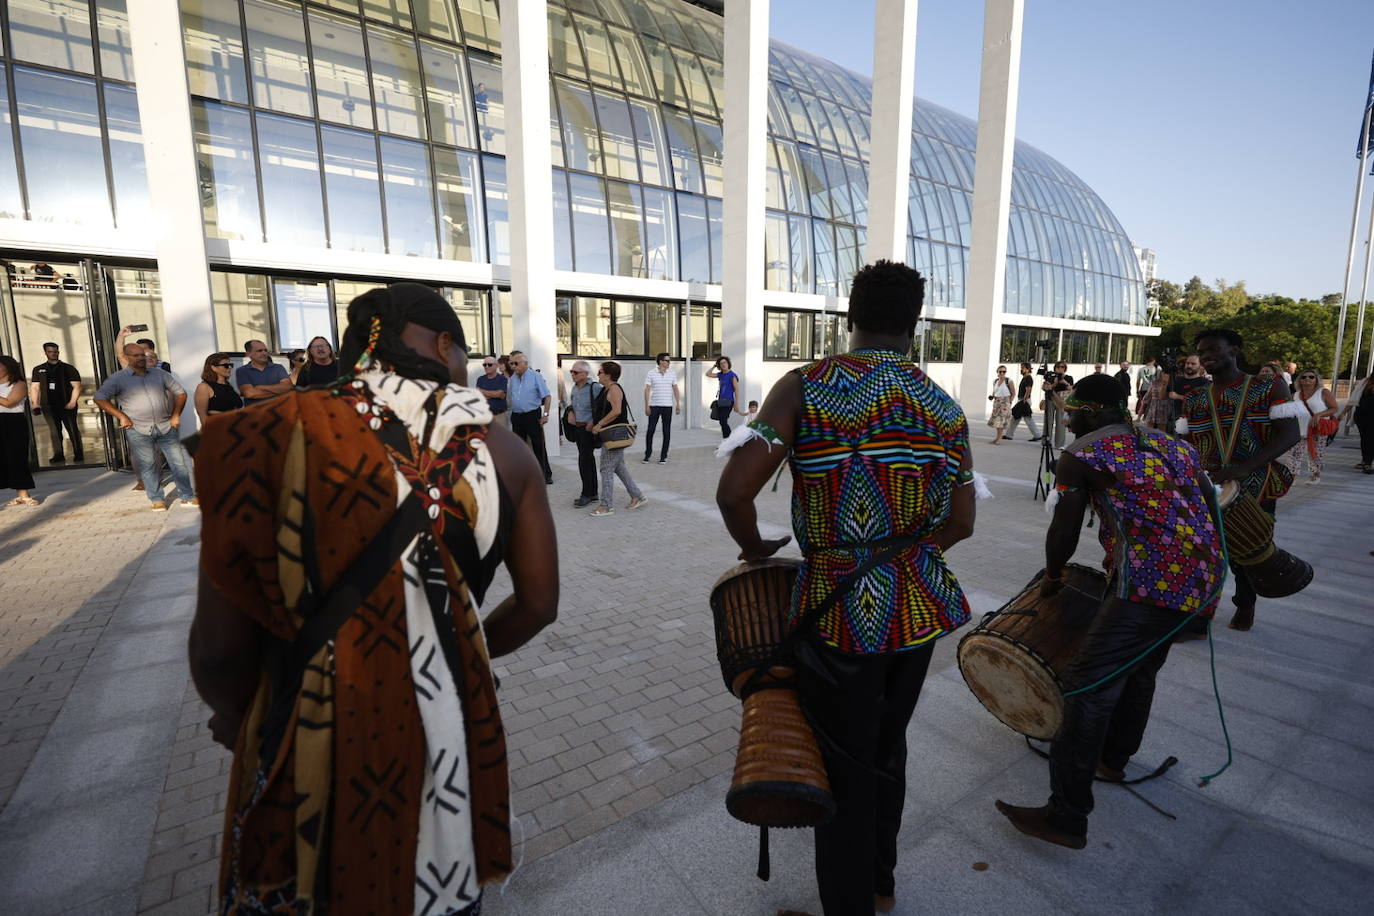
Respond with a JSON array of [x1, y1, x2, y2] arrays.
[[958, 633, 1064, 741]]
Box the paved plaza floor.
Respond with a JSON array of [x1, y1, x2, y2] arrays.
[[0, 421, 1371, 915]]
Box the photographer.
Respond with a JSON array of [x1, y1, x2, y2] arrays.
[[1040, 360, 1074, 448]]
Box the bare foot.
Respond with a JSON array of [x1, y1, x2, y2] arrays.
[[876, 894, 896, 913]]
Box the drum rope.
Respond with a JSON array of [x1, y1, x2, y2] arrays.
[[1054, 505, 1236, 787], [1022, 735, 1180, 817]]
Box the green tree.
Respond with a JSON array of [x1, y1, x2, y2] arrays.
[[1183, 276, 1214, 311], [1321, 293, 1342, 308], [1214, 278, 1248, 314], [1146, 278, 1182, 310]]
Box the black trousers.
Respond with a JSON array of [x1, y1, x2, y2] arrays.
[[41, 407, 82, 460], [796, 638, 934, 915], [510, 409, 552, 479], [1357, 416, 1374, 464], [1229, 498, 1276, 610], [574, 424, 598, 498], [643, 406, 672, 460], [1047, 595, 1180, 835]]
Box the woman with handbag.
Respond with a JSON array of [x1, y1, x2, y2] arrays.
[[1006, 363, 1041, 442], [1285, 369, 1338, 483], [706, 356, 742, 438], [588, 361, 647, 517], [987, 366, 1014, 444]]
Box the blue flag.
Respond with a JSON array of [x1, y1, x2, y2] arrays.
[[1360, 49, 1374, 160]]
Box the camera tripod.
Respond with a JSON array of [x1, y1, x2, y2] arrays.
[[1033, 398, 1057, 502]]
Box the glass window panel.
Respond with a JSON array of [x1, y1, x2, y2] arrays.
[[766, 87, 791, 140], [309, 10, 373, 129], [646, 2, 689, 46], [706, 197, 722, 284], [10, 0, 94, 73], [613, 300, 645, 355], [321, 125, 383, 252], [273, 278, 332, 349], [0, 72, 21, 219], [413, 0, 459, 42], [796, 148, 830, 219], [496, 287, 511, 352], [670, 48, 715, 115], [606, 180, 645, 277], [361, 0, 412, 28], [593, 90, 638, 181], [548, 83, 564, 168], [641, 35, 687, 108], [456, 0, 500, 55], [627, 99, 665, 186], [568, 172, 611, 275], [548, 6, 587, 80], [688, 302, 711, 359], [193, 100, 261, 240], [764, 141, 784, 210], [574, 14, 619, 89], [822, 153, 852, 223], [647, 302, 678, 357], [15, 68, 109, 227], [555, 80, 601, 173], [813, 220, 838, 297], [104, 83, 150, 232], [805, 94, 838, 151], [379, 136, 436, 257], [421, 41, 473, 148], [788, 214, 812, 294], [257, 113, 325, 246], [640, 186, 675, 280], [434, 146, 484, 262], [244, 0, 313, 117], [699, 57, 724, 106], [212, 271, 271, 351], [482, 154, 508, 265], [551, 168, 573, 270], [764, 311, 787, 359], [571, 297, 609, 356], [835, 226, 860, 295], [661, 108, 702, 194], [554, 294, 573, 353], [607, 24, 651, 97], [367, 26, 426, 138], [759, 211, 790, 293], [444, 287, 489, 355], [775, 142, 805, 213], [677, 193, 709, 283], [776, 83, 816, 146], [468, 55, 505, 154], [694, 117, 723, 198], [788, 312, 813, 359], [98, 0, 135, 81], [845, 159, 868, 227], [182, 0, 249, 103]]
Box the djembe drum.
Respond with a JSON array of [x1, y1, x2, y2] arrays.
[[957, 564, 1106, 740], [1216, 481, 1313, 598], [709, 559, 835, 828]]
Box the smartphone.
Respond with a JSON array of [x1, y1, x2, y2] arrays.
[[128, 323, 149, 333]]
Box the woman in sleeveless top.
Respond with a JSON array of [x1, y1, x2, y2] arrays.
[[988, 365, 1014, 444], [0, 354, 38, 506], [194, 352, 243, 424], [1285, 369, 1337, 483]]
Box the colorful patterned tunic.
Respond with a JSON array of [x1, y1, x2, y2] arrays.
[[1066, 424, 1224, 616], [788, 350, 971, 654], [1183, 374, 1293, 500]]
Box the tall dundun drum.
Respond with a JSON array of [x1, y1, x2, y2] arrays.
[[1217, 481, 1313, 598], [710, 558, 835, 829], [956, 564, 1106, 740]]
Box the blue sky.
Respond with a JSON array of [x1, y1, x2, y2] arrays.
[[769, 0, 1374, 300]]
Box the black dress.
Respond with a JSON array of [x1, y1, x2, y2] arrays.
[[0, 384, 35, 491], [206, 381, 243, 413]]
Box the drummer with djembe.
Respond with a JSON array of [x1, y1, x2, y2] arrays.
[[995, 374, 1226, 850], [717, 261, 977, 916], [1181, 328, 1302, 632]]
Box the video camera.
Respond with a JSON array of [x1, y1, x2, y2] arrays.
[[1032, 339, 1056, 378]]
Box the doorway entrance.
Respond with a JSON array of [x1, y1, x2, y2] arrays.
[[0, 257, 164, 472]]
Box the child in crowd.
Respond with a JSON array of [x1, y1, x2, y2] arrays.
[[744, 400, 759, 425]]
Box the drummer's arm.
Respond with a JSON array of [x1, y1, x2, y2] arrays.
[[1214, 415, 1299, 484], [1043, 453, 1092, 590], [717, 373, 800, 561]]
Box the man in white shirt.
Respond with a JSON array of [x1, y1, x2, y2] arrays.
[[642, 352, 680, 464]]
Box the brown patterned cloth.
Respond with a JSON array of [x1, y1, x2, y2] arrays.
[[197, 381, 510, 915]]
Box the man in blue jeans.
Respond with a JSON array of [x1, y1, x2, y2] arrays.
[[95, 343, 197, 510]]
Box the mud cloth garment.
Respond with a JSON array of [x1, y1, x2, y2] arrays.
[[785, 349, 971, 915], [197, 373, 512, 915]]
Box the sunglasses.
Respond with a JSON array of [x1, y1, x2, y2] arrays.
[[482, 361, 495, 366], [214, 362, 232, 368], [1299, 375, 1316, 380]]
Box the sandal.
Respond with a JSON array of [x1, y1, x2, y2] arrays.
[[589, 505, 614, 517], [4, 497, 40, 507]]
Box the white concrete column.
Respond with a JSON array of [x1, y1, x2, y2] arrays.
[[957, 0, 1024, 415], [502, 0, 559, 455], [126, 0, 218, 433], [721, 0, 770, 410], [866, 0, 919, 265]]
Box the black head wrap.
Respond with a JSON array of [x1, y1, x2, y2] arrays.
[[338, 282, 466, 384]]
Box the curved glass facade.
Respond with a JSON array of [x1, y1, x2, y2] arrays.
[[0, 1, 1143, 327]]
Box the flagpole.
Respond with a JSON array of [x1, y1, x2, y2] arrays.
[[1334, 103, 1374, 387], [1350, 190, 1374, 385]]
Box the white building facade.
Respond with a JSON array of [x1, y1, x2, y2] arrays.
[[0, 0, 1154, 471]]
